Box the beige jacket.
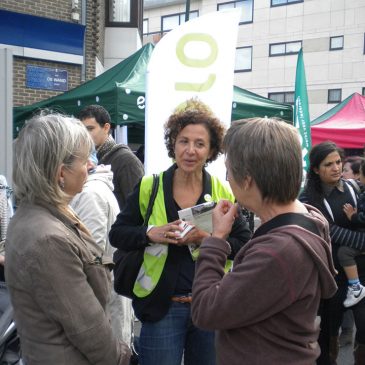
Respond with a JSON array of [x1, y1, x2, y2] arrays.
[[5, 202, 131, 365]]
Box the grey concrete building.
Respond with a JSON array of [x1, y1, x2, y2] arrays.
[[143, 0, 365, 120]]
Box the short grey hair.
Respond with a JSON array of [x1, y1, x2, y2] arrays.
[[13, 113, 93, 207], [224, 118, 302, 204]]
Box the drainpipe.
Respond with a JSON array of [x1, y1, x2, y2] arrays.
[[81, 0, 87, 82], [185, 0, 190, 21]]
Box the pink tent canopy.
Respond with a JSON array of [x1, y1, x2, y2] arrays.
[[311, 93, 365, 149]]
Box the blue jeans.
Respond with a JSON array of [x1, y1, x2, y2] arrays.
[[139, 302, 216, 365]]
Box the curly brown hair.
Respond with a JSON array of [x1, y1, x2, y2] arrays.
[[164, 98, 226, 164]]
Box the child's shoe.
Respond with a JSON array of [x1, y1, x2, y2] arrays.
[[343, 283, 365, 307]]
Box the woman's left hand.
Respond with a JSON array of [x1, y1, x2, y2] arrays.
[[211, 200, 238, 240], [175, 227, 210, 246]]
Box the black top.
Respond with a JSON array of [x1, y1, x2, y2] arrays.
[[300, 179, 365, 284], [109, 164, 252, 322]]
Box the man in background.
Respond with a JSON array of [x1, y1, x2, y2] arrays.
[[79, 105, 144, 209]]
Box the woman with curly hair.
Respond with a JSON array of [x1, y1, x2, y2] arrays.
[[110, 99, 251, 365]]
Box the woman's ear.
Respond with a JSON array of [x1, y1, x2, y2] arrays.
[[243, 176, 252, 191], [57, 164, 66, 189], [313, 167, 319, 175]]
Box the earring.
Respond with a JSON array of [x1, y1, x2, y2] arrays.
[[59, 179, 65, 190]]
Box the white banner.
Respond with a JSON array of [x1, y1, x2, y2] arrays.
[[145, 9, 240, 181]]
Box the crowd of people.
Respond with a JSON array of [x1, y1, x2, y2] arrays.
[[1, 101, 365, 365]]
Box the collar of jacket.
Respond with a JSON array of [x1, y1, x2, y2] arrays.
[[35, 201, 82, 237], [161, 164, 212, 222], [322, 178, 344, 197]]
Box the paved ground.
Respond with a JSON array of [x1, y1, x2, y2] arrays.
[[338, 328, 355, 365], [134, 320, 356, 364]]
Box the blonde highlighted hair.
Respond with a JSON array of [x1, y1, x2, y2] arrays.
[[13, 113, 93, 208]]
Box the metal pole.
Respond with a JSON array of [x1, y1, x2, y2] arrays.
[[185, 0, 190, 22], [81, 0, 87, 82], [0, 48, 13, 187]]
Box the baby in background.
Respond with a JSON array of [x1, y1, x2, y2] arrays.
[[339, 158, 365, 307]]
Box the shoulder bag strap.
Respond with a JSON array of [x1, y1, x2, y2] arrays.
[[252, 212, 320, 239], [143, 174, 159, 226], [344, 180, 358, 208]]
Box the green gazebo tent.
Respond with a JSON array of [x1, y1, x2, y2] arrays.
[[14, 44, 154, 142], [14, 43, 293, 143], [232, 86, 293, 121]]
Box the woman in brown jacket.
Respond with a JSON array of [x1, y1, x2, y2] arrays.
[[5, 114, 131, 365], [192, 118, 338, 365]]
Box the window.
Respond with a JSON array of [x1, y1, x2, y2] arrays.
[[106, 0, 143, 28], [271, 0, 303, 6], [161, 11, 198, 32], [143, 19, 148, 34], [268, 92, 295, 105], [235, 46, 252, 72], [110, 0, 130, 22], [328, 89, 342, 104], [269, 41, 302, 56], [217, 1, 253, 24], [362, 87, 365, 96], [330, 36, 344, 50]]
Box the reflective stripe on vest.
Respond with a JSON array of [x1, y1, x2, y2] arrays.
[[133, 173, 235, 298]]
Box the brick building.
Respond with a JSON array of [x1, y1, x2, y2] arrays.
[[0, 0, 143, 107]]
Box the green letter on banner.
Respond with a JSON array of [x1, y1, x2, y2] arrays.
[[176, 33, 218, 68], [175, 33, 218, 92]]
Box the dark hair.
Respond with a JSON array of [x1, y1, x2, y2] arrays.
[[78, 105, 112, 127], [164, 99, 225, 164], [305, 141, 344, 198], [360, 159, 365, 177], [344, 156, 362, 175]]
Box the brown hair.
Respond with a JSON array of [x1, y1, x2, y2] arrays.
[[164, 98, 225, 164], [224, 118, 302, 204]]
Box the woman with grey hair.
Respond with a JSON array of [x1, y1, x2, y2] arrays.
[[191, 118, 337, 365], [5, 114, 131, 365]]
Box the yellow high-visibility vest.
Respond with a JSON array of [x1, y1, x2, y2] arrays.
[[134, 172, 235, 298]]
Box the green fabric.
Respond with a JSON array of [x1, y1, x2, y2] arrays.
[[13, 43, 154, 136], [294, 48, 311, 177], [231, 86, 293, 122], [135, 173, 168, 297], [13, 44, 293, 142], [134, 172, 235, 297]]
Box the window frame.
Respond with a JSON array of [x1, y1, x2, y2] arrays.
[[161, 10, 199, 32], [271, 0, 303, 7], [328, 89, 342, 104], [235, 46, 253, 72], [143, 18, 149, 35], [105, 0, 143, 29], [269, 40, 302, 56], [217, 0, 254, 25], [268, 91, 295, 105], [329, 36, 344, 51]]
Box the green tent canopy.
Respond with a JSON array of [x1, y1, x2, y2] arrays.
[[232, 86, 293, 121], [13, 43, 153, 139], [14, 43, 293, 143]]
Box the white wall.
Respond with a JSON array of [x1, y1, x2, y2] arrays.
[[104, 28, 142, 70], [143, 0, 365, 120]]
